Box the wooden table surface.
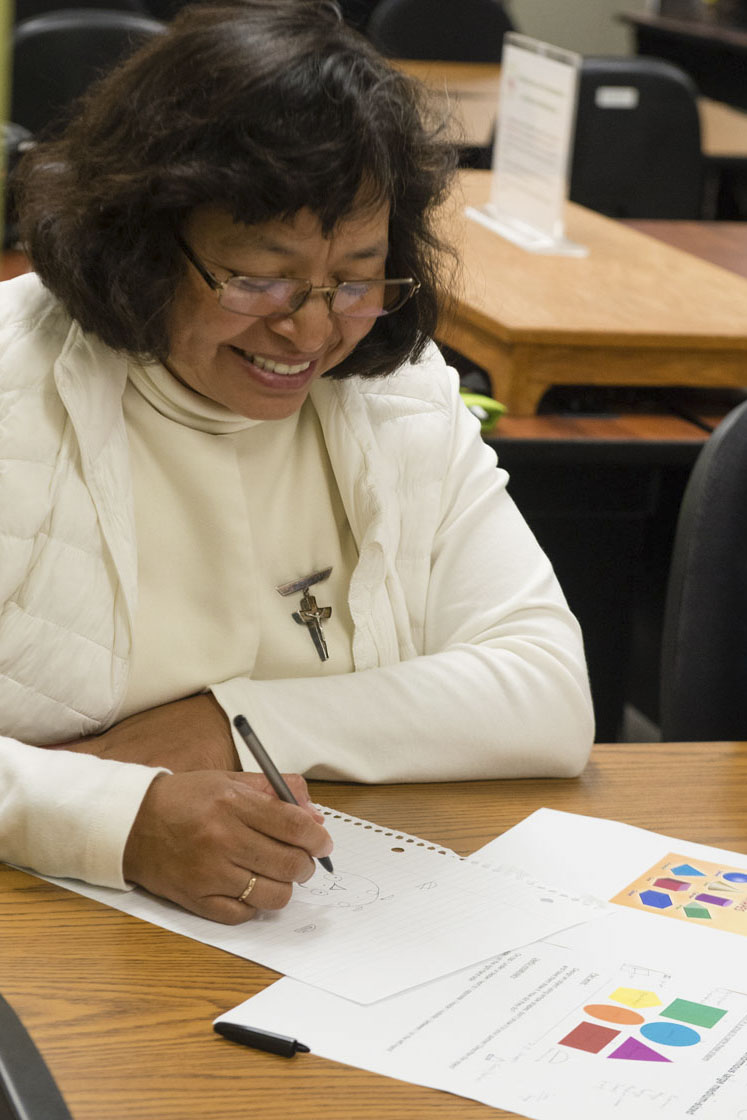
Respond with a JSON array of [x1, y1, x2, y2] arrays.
[[2, 741, 746, 1120], [439, 170, 747, 414], [395, 59, 747, 159]]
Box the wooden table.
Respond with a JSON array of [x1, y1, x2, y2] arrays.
[[2, 742, 746, 1119], [438, 170, 747, 414], [395, 59, 747, 161]]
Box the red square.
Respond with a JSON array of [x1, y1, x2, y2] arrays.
[[559, 1021, 620, 1054]]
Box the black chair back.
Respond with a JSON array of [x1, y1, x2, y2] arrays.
[[365, 0, 514, 62], [15, 0, 150, 18], [570, 57, 704, 219], [11, 9, 166, 137], [660, 399, 747, 741]]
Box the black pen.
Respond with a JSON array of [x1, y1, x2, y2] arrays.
[[214, 1021, 310, 1057], [233, 713, 334, 873]]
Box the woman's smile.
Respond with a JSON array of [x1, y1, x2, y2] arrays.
[[166, 205, 390, 420]]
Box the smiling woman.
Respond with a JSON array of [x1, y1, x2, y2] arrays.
[[0, 0, 594, 926], [166, 205, 393, 419]]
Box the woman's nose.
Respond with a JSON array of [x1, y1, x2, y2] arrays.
[[268, 291, 336, 352]]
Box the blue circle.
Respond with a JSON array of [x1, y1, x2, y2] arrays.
[[640, 1022, 700, 1047], [723, 872, 747, 884]]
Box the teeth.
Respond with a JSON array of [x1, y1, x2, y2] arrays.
[[250, 354, 311, 375]]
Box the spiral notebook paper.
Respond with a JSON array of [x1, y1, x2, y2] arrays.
[[31, 806, 606, 1004]]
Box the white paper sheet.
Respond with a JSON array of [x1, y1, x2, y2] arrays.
[[476, 809, 747, 939], [220, 812, 747, 1118], [31, 805, 605, 1004]]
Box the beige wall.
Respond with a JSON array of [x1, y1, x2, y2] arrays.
[[506, 0, 650, 56]]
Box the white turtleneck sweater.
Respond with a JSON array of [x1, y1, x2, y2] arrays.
[[121, 364, 358, 722]]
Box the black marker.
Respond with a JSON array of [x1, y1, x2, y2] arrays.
[[233, 713, 334, 873], [214, 1021, 310, 1057]]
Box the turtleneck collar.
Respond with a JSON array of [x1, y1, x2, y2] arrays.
[[127, 360, 265, 434]]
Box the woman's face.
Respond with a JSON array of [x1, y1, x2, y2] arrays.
[[166, 203, 390, 420]]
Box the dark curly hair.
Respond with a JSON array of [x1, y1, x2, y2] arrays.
[[15, 0, 457, 379]]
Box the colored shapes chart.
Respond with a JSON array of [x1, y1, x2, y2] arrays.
[[584, 1004, 644, 1026], [663, 998, 726, 1029], [683, 903, 711, 919], [610, 852, 747, 936], [672, 863, 704, 877], [559, 1022, 619, 1054], [558, 988, 727, 1065], [654, 877, 689, 892], [641, 1022, 700, 1047], [695, 893, 732, 908], [639, 890, 672, 909], [609, 1036, 671, 1063], [609, 987, 661, 1010], [723, 871, 747, 884]]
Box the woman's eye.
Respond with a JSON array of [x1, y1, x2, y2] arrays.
[[234, 277, 282, 294]]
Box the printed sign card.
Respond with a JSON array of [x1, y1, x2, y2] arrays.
[[467, 33, 586, 256]]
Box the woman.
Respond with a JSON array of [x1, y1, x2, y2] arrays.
[[0, 0, 594, 924]]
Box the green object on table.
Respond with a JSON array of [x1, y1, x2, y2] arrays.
[[459, 391, 506, 433]]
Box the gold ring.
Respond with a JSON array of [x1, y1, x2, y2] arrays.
[[237, 876, 257, 904]]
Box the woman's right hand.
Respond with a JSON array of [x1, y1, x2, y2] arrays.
[[122, 770, 333, 923]]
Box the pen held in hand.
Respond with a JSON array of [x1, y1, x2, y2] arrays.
[[233, 714, 334, 873]]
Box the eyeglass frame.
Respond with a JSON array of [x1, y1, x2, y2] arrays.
[[176, 236, 420, 320]]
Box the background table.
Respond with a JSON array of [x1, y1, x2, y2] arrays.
[[2, 742, 746, 1120], [439, 170, 747, 415], [395, 59, 747, 163]]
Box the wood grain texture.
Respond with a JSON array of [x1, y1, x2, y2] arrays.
[[2, 742, 745, 1119], [625, 220, 747, 281], [437, 171, 747, 413]]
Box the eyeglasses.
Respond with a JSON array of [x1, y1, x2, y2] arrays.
[[177, 237, 420, 320]]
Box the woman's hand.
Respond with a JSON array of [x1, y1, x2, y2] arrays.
[[123, 769, 333, 923], [56, 694, 239, 771]]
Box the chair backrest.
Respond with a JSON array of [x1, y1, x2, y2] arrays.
[[14, 0, 150, 19], [11, 9, 166, 136], [659, 399, 747, 742], [569, 56, 704, 219], [365, 0, 514, 62]]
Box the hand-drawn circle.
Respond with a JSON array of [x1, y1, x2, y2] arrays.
[[295, 870, 380, 908]]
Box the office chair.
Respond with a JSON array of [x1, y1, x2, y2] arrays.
[[365, 0, 514, 62], [14, 0, 150, 19], [659, 399, 747, 741], [11, 9, 166, 137], [0, 994, 74, 1119], [569, 57, 704, 219]]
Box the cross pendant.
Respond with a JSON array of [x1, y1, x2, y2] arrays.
[[292, 590, 332, 662], [276, 567, 333, 663]]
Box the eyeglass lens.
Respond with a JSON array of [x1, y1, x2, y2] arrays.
[[219, 277, 411, 318]]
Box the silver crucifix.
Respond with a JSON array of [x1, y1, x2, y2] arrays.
[[276, 567, 333, 662]]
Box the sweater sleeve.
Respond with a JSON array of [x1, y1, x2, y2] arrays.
[[0, 737, 167, 888], [211, 387, 594, 784]]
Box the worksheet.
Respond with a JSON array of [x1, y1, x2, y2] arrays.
[[33, 806, 606, 1004], [476, 808, 747, 938], [226, 914, 747, 1120], [223, 814, 747, 1118]]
